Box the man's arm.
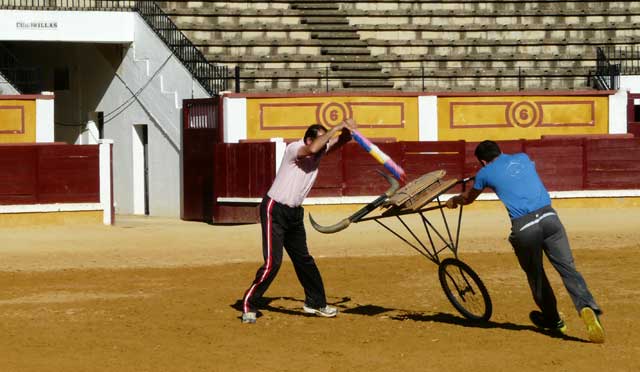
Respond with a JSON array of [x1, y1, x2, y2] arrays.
[[297, 119, 355, 157], [326, 118, 355, 154], [446, 187, 483, 209]]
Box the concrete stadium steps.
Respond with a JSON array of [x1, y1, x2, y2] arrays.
[[179, 25, 313, 41], [232, 64, 593, 79], [176, 22, 357, 33], [342, 10, 640, 27], [357, 22, 640, 42], [395, 76, 590, 92], [291, 2, 340, 10], [159, 1, 290, 10], [158, 0, 638, 91], [294, 0, 393, 89], [234, 67, 591, 92], [162, 1, 396, 89], [366, 36, 638, 56], [161, 1, 636, 13], [340, 1, 635, 12], [188, 35, 636, 60], [174, 20, 640, 44], [208, 51, 598, 70], [162, 3, 640, 17]]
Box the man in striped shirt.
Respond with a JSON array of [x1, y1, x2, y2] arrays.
[[446, 140, 605, 343], [241, 119, 355, 324]]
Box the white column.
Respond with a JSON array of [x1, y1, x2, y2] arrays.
[[35, 92, 55, 142], [419, 95, 438, 141], [608, 89, 628, 134], [223, 96, 247, 143], [99, 139, 114, 225], [132, 125, 146, 215], [271, 137, 286, 173]]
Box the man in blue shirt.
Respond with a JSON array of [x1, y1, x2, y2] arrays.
[[446, 140, 604, 343]]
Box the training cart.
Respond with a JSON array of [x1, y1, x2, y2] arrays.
[[310, 170, 493, 322]]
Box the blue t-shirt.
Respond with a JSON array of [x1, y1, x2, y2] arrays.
[[473, 153, 551, 219]]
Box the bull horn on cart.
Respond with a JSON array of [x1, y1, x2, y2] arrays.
[[309, 171, 400, 234]]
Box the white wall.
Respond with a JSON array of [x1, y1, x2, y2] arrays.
[[0, 10, 134, 43], [0, 71, 19, 94], [222, 96, 247, 143], [1, 12, 209, 217], [95, 14, 209, 216], [609, 75, 640, 134], [35, 92, 54, 142], [418, 95, 438, 141]]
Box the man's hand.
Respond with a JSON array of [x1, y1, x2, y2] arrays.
[[342, 118, 357, 131], [446, 188, 482, 209], [446, 196, 460, 209], [336, 118, 356, 142]]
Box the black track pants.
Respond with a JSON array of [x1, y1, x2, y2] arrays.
[[242, 196, 327, 313]]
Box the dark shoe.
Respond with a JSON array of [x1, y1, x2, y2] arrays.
[[580, 307, 605, 343], [529, 311, 567, 335]]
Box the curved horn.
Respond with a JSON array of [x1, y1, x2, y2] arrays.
[[309, 214, 351, 234], [377, 170, 400, 197], [309, 171, 401, 234]]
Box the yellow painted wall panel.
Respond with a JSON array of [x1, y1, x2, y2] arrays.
[[0, 99, 36, 143], [247, 96, 419, 141], [438, 96, 608, 141]]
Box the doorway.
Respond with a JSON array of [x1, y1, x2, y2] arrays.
[[133, 124, 149, 215], [627, 94, 640, 138]]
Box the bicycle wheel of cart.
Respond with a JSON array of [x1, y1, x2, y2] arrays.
[[438, 258, 492, 322]]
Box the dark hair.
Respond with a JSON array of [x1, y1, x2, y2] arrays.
[[303, 124, 328, 143], [474, 140, 502, 162]]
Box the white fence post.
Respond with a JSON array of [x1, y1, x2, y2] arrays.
[[99, 139, 114, 225]]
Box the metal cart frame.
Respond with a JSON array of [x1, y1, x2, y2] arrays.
[[310, 172, 493, 321]]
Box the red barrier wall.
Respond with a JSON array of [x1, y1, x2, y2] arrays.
[[0, 143, 100, 205], [211, 137, 640, 210], [585, 138, 640, 189], [214, 142, 276, 223]]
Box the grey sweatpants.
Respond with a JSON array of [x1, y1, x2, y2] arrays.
[[508, 205, 601, 322]]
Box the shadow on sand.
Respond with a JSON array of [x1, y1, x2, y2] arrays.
[[231, 295, 587, 342]]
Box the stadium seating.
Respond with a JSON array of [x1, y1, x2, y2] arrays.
[[159, 0, 640, 92]]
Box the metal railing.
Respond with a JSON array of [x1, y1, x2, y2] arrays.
[[591, 47, 621, 90], [0, 43, 42, 93], [0, 0, 229, 96], [233, 65, 594, 92], [598, 45, 640, 75]]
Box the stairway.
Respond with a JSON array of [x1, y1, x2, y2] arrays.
[[0, 42, 40, 94], [292, 1, 395, 90]]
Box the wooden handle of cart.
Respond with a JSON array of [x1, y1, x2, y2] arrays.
[[309, 171, 400, 234]]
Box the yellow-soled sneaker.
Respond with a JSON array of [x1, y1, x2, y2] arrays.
[[529, 311, 567, 335], [580, 307, 605, 344]]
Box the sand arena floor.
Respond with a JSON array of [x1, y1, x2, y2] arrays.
[[1, 202, 639, 371]]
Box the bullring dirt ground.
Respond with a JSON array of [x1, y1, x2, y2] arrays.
[[1, 201, 640, 372]]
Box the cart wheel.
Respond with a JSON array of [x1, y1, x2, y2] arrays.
[[438, 258, 492, 322]]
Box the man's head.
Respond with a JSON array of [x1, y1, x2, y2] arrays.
[[304, 124, 328, 145], [474, 140, 501, 165]]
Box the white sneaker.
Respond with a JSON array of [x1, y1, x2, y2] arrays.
[[302, 304, 338, 318], [241, 312, 257, 324]]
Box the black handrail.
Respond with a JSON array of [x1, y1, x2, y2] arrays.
[[0, 0, 229, 96], [592, 46, 621, 90], [134, 1, 229, 95], [233, 65, 595, 92], [598, 45, 640, 75], [0, 43, 43, 94]]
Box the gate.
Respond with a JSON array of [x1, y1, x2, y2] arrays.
[[181, 97, 221, 222], [627, 93, 640, 138]]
